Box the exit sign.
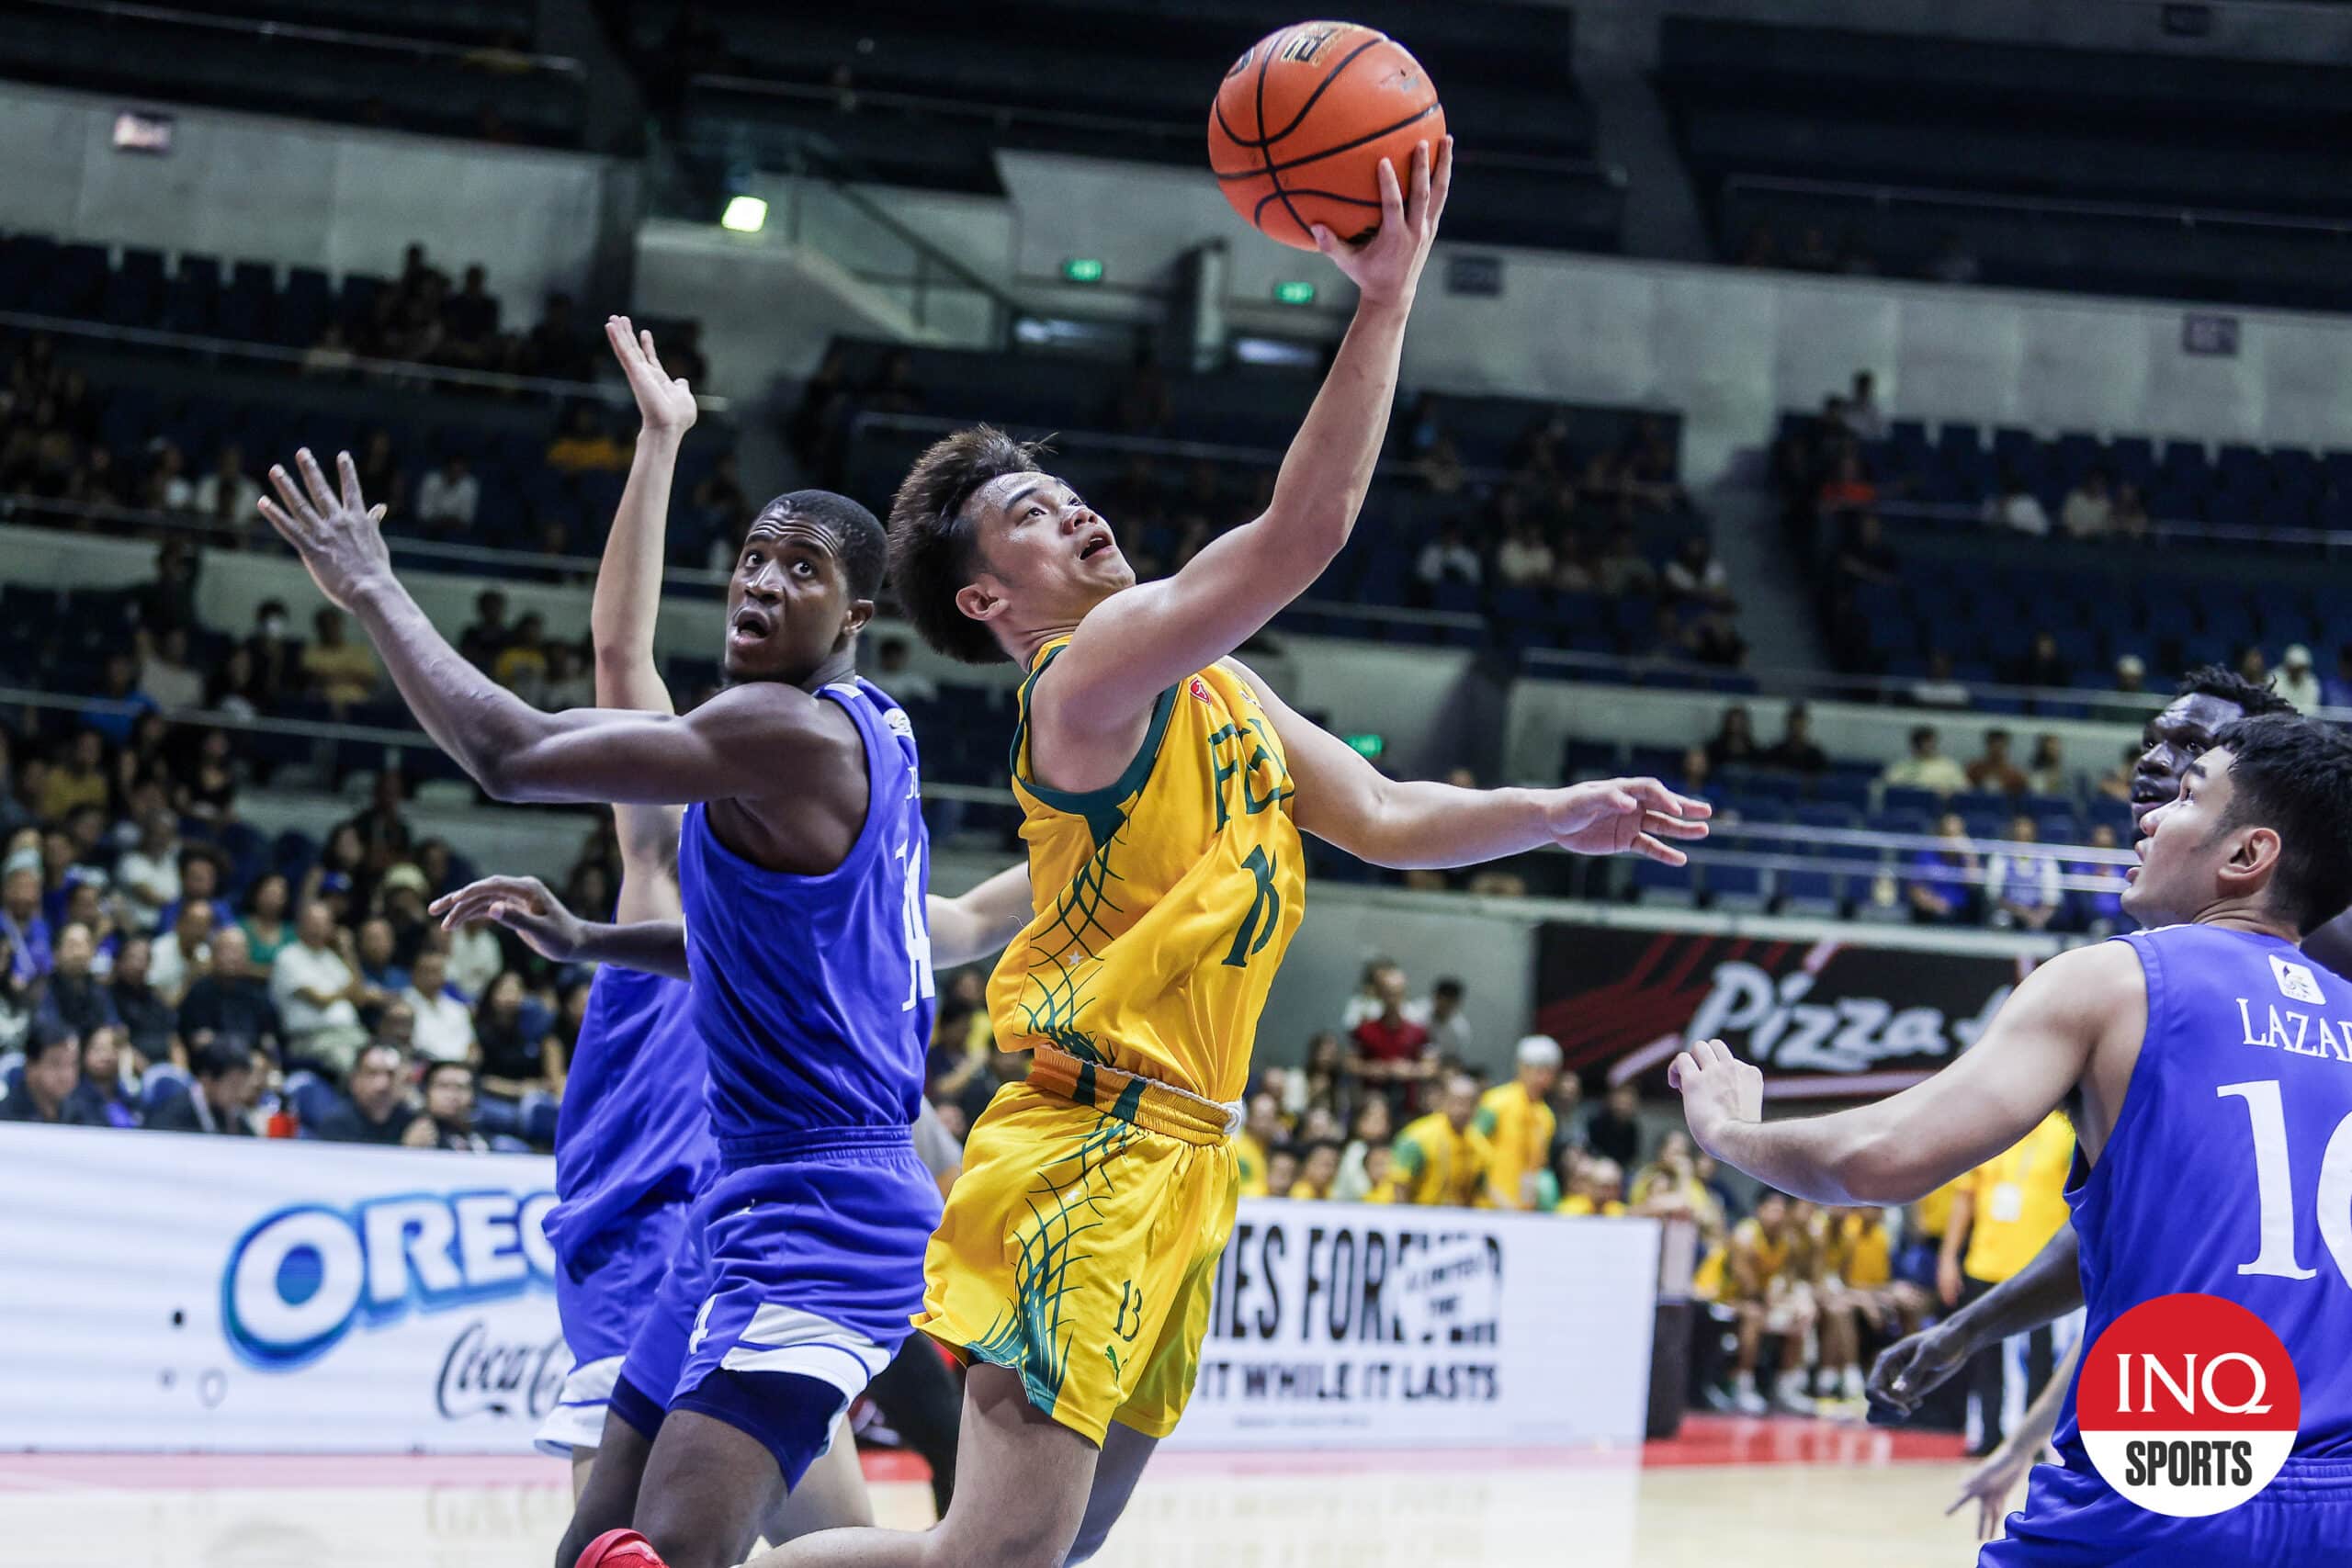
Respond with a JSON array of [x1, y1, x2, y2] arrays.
[[1272, 279, 1317, 306], [1341, 732, 1385, 760], [1061, 257, 1104, 284]]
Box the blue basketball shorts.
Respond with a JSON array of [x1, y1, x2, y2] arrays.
[[607, 1133, 942, 1487], [1982, 1453, 2352, 1566], [535, 1199, 692, 1458]]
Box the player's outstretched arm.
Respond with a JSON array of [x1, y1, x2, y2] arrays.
[[1868, 1223, 2084, 1417], [926, 861, 1032, 971], [1671, 940, 2144, 1205], [1950, 1340, 2080, 1540], [594, 315, 696, 921], [1232, 660, 1709, 867], [431, 874, 689, 982], [257, 449, 858, 810], [1041, 139, 1452, 736]]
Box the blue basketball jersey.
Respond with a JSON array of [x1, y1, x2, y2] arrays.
[[541, 965, 714, 1265], [2058, 924, 2352, 1462], [677, 677, 934, 1166]]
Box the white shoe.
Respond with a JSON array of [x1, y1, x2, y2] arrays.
[[1733, 1385, 1770, 1416]]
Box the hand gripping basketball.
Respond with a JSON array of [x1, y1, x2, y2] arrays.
[[1313, 136, 1453, 306]]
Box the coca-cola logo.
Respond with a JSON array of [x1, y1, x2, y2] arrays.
[[435, 1319, 568, 1422]]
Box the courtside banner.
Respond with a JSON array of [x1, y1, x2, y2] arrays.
[[1534, 922, 2036, 1098], [0, 1124, 562, 1452], [1166, 1201, 1660, 1450]]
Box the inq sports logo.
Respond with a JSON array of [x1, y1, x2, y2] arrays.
[[221, 1190, 560, 1370]]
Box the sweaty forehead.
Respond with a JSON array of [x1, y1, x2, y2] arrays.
[[2154, 693, 2243, 746], [746, 509, 842, 556], [972, 469, 1063, 522]]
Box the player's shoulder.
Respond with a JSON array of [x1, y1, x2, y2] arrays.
[[2021, 935, 2147, 1013]]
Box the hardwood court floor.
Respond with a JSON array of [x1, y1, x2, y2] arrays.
[[0, 1417, 1998, 1567]]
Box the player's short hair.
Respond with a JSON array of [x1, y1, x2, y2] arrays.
[[886, 424, 1048, 664], [2213, 715, 2352, 934], [2177, 663, 2296, 719], [757, 490, 887, 604]]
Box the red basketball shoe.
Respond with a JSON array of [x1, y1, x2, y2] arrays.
[[576, 1529, 669, 1568]]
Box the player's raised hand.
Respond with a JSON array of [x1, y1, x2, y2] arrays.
[[256, 448, 392, 610], [1948, 1438, 2037, 1540], [1668, 1037, 1762, 1157], [1314, 134, 1453, 308], [606, 314, 697, 437], [428, 874, 586, 962], [1538, 776, 1713, 863]]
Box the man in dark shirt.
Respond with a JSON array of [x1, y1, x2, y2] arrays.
[[37, 921, 118, 1040], [0, 1024, 106, 1126], [1763, 705, 1831, 776], [176, 927, 282, 1058], [418, 1059, 489, 1153], [316, 1043, 423, 1145], [107, 936, 177, 1066], [1584, 1079, 1645, 1170], [146, 1040, 258, 1136]]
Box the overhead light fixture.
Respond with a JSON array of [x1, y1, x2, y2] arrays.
[[720, 196, 768, 233]]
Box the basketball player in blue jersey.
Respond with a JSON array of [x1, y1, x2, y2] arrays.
[[253, 434, 971, 1568], [1675, 714, 2352, 1563]]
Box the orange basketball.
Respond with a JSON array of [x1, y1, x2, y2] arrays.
[[1208, 21, 1445, 252]]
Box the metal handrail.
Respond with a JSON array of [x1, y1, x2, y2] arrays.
[[4, 310, 732, 414], [1870, 496, 2352, 555], [1724, 173, 2352, 241], [14, 0, 584, 72]]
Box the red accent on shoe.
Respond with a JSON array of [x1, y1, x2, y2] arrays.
[[576, 1529, 667, 1568]]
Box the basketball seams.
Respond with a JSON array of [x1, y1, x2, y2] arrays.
[[1254, 27, 1314, 249], [1216, 30, 1387, 153], [1216, 102, 1444, 184]]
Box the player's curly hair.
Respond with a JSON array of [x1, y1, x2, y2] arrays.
[[2176, 663, 2297, 718], [2213, 715, 2352, 933], [885, 425, 1047, 664], [755, 490, 888, 604]]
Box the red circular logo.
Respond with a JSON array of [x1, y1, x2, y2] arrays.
[[2076, 1293, 2301, 1517]]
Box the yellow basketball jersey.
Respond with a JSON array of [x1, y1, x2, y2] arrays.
[[989, 643, 1306, 1104]]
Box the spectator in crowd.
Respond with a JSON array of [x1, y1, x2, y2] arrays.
[[1496, 520, 1554, 588], [1907, 811, 1981, 925], [1474, 1034, 1562, 1211], [0, 1023, 103, 1125], [458, 591, 511, 671], [147, 897, 215, 1003], [416, 455, 481, 536], [271, 899, 370, 1076], [1348, 961, 1434, 1112], [1557, 1155, 1628, 1216], [72, 1024, 139, 1127], [2237, 645, 2268, 689], [2060, 469, 2113, 538], [1883, 726, 1968, 795], [374, 998, 417, 1056], [1595, 528, 1657, 596], [146, 1039, 259, 1135], [1762, 705, 1828, 775], [137, 628, 206, 712], [1414, 523, 1480, 591], [1965, 728, 2028, 796], [1942, 1112, 2075, 1455], [1716, 1190, 1817, 1415], [37, 921, 117, 1041], [1705, 705, 1758, 770], [114, 808, 181, 935], [1984, 816, 2062, 931], [1905, 649, 1973, 711], [108, 936, 175, 1066], [240, 600, 301, 709], [176, 926, 282, 1056], [1420, 976, 1472, 1059], [1391, 1072, 1482, 1206], [863, 349, 928, 417], [874, 637, 938, 705], [1687, 609, 1747, 669], [474, 968, 560, 1107], [1984, 468, 2050, 536], [402, 947, 475, 1066], [2095, 742, 2137, 804], [1584, 1079, 1643, 1171], [159, 849, 234, 936], [40, 732, 109, 822], [414, 1058, 489, 1151], [317, 1042, 422, 1144], [493, 614, 552, 705], [355, 917, 407, 998], [537, 642, 593, 711], [2027, 734, 2067, 796], [1840, 371, 1886, 442], [1629, 1130, 1726, 1244], [1663, 536, 1733, 610], [2109, 482, 2150, 540], [1333, 1097, 1394, 1202], [522, 293, 594, 383], [1814, 451, 1877, 520], [191, 445, 261, 535], [345, 773, 414, 875], [144, 441, 197, 512], [2069, 822, 2129, 934], [1832, 512, 1899, 592], [1234, 1091, 1284, 1198], [1289, 1140, 1341, 1201], [2277, 643, 2323, 712], [444, 910, 503, 1002], [1262, 1145, 1302, 1201], [302, 607, 380, 711], [238, 874, 293, 970], [2007, 629, 2073, 692], [547, 404, 629, 473]]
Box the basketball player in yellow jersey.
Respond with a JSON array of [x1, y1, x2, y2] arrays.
[[1471, 1034, 1562, 1209], [741, 140, 1709, 1568]]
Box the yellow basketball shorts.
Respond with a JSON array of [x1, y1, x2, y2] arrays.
[[913, 1059, 1240, 1446]]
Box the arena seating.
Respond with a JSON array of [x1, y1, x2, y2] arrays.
[[0, 0, 585, 147], [1657, 17, 2352, 310], [646, 0, 1623, 253]]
